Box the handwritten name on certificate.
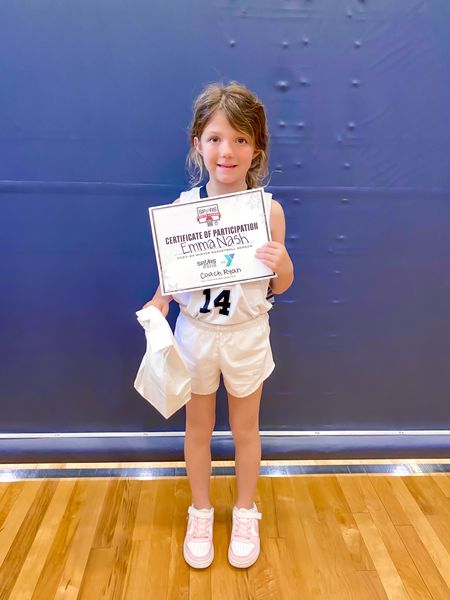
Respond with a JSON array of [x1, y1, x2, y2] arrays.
[[149, 188, 275, 295]]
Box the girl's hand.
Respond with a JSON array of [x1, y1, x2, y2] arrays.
[[255, 241, 292, 276], [142, 298, 170, 317]]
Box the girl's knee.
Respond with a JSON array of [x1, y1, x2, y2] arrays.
[[185, 419, 215, 443], [230, 425, 260, 446]]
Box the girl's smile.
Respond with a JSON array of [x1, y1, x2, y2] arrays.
[[217, 164, 238, 172]]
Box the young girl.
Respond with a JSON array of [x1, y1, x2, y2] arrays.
[[144, 82, 294, 569]]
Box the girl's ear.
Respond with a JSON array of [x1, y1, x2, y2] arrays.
[[194, 136, 202, 155], [252, 148, 260, 160]]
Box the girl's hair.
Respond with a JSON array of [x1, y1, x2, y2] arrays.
[[187, 82, 270, 189]]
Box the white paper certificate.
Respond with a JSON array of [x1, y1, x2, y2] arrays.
[[149, 188, 275, 295]]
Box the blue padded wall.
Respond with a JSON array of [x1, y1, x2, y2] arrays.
[[1, 1, 450, 456]]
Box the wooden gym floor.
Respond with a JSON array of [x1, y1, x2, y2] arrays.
[[0, 459, 450, 599]]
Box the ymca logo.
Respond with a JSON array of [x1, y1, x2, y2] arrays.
[[224, 253, 234, 267], [197, 204, 221, 227]]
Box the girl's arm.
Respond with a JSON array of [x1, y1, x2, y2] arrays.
[[142, 285, 173, 317], [255, 199, 294, 295]]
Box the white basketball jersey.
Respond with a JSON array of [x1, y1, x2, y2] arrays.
[[172, 186, 274, 325]]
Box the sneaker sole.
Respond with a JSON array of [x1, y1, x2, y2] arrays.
[[183, 547, 214, 569], [228, 550, 259, 569]]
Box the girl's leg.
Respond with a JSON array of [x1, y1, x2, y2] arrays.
[[227, 384, 263, 509], [184, 392, 216, 509]]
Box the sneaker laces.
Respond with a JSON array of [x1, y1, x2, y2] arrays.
[[233, 507, 261, 540], [235, 517, 252, 540], [188, 507, 212, 540]]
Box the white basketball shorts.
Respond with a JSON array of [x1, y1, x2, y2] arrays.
[[174, 311, 275, 398]]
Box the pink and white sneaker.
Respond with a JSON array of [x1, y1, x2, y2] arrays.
[[183, 505, 214, 568], [228, 504, 262, 568]]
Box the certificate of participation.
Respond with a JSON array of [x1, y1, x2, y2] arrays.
[[149, 188, 275, 295]]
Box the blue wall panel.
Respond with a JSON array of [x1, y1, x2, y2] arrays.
[[1, 1, 450, 452]]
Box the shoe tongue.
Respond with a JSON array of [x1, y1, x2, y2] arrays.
[[193, 507, 213, 518], [237, 506, 256, 514]]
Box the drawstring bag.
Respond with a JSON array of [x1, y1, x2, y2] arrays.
[[134, 305, 191, 418]]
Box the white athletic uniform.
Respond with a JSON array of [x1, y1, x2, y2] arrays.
[[172, 186, 275, 397]]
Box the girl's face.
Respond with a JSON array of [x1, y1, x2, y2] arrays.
[[194, 110, 257, 193]]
